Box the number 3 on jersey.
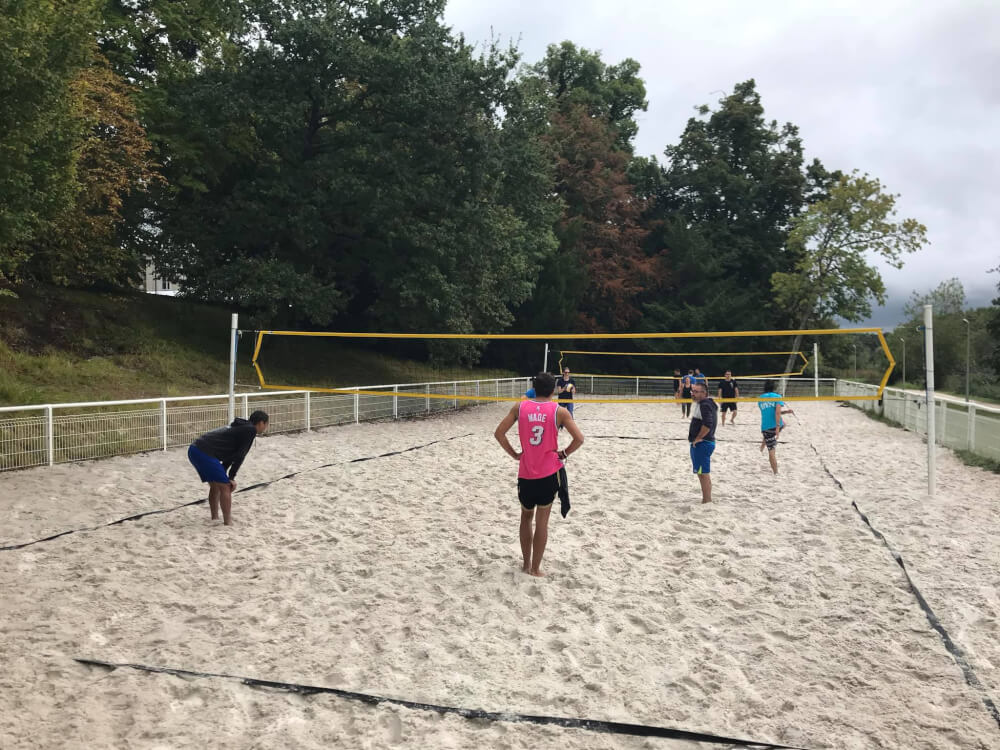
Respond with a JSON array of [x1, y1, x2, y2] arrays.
[[528, 424, 545, 446]]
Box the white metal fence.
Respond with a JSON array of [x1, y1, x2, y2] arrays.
[[836, 380, 1000, 462], [0, 375, 836, 473], [0, 378, 531, 472]]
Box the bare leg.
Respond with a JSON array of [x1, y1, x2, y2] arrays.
[[768, 449, 778, 474], [519, 509, 534, 572], [219, 484, 234, 525], [530, 506, 552, 576], [208, 484, 221, 520], [698, 473, 712, 504]]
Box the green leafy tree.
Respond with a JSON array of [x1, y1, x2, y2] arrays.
[[146, 2, 556, 337], [0, 0, 101, 288], [990, 265, 1000, 373], [643, 81, 817, 334], [903, 277, 966, 318], [25, 54, 160, 288], [772, 172, 928, 375], [528, 41, 647, 153]]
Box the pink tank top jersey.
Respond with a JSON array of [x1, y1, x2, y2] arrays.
[[517, 400, 563, 479]]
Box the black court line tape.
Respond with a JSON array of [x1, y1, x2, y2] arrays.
[[799, 419, 1000, 731], [0, 433, 474, 552], [591, 435, 789, 446], [74, 658, 810, 749]]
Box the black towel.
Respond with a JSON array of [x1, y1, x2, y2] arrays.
[[557, 466, 571, 518]]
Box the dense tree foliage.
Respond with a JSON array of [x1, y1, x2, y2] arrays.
[[3, 0, 963, 381]]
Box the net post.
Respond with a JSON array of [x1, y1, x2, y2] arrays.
[[543, 343, 549, 373], [228, 313, 238, 424], [46, 405, 54, 466], [425, 385, 430, 413], [160, 399, 168, 450], [453, 382, 458, 409], [968, 404, 976, 451], [635, 377, 639, 396], [354, 389, 359, 424], [923, 304, 935, 497], [813, 342, 819, 397], [393, 385, 398, 420], [304, 391, 311, 432]]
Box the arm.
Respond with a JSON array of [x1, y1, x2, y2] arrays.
[[692, 424, 711, 443], [493, 404, 522, 460], [227, 428, 256, 480], [556, 406, 584, 458]]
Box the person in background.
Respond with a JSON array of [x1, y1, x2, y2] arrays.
[[718, 370, 740, 425], [556, 366, 576, 418], [688, 382, 718, 503], [677, 374, 693, 419], [757, 380, 794, 474], [187, 410, 269, 526]]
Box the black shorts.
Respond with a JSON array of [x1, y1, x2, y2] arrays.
[[518, 472, 559, 510], [762, 429, 778, 450], [721, 402, 737, 412]]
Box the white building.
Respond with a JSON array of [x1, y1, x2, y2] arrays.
[[143, 262, 180, 296]]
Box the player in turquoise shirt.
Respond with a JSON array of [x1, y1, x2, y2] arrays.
[[757, 379, 793, 474]]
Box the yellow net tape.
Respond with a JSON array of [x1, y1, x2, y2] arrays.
[[556, 350, 810, 380], [251, 328, 895, 404]]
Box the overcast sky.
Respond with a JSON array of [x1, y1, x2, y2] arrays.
[[444, 0, 1000, 328]]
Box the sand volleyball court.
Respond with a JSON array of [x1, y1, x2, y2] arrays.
[[1, 401, 998, 749]]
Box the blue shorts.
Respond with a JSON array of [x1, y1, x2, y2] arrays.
[[188, 444, 231, 484], [690, 441, 715, 475], [559, 400, 574, 416]]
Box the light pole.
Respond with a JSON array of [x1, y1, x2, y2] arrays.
[[962, 317, 970, 402], [897, 337, 906, 387], [852, 344, 857, 380], [916, 325, 925, 384]]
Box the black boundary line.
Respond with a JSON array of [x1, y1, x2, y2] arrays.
[[590, 435, 791, 445], [796, 414, 1000, 731], [0, 434, 474, 552], [74, 658, 810, 749]]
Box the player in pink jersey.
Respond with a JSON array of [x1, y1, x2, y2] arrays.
[[494, 372, 584, 577]]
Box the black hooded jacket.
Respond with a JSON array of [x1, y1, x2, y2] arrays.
[[192, 418, 259, 479]]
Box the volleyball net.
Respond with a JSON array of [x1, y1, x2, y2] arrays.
[[249, 328, 894, 404]]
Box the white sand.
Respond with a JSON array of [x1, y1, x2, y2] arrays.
[[1, 401, 998, 749]]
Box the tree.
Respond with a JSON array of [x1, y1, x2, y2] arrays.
[[528, 41, 647, 153], [24, 54, 160, 288], [146, 2, 556, 338], [772, 172, 928, 374], [515, 42, 656, 332], [990, 265, 1000, 373], [643, 81, 816, 334], [903, 277, 965, 318], [0, 0, 101, 289]]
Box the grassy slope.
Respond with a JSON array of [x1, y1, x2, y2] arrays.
[[0, 287, 512, 406]]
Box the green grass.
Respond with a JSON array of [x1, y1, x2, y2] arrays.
[[0, 286, 515, 407], [952, 449, 1000, 474]]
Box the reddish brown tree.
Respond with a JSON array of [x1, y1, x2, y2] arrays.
[[548, 105, 659, 330]]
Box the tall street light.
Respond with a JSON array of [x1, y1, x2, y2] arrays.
[[962, 317, 970, 402], [897, 337, 906, 387]]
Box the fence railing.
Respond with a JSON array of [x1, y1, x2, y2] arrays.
[[0, 375, 837, 473], [835, 380, 1000, 462], [0, 378, 531, 472]]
